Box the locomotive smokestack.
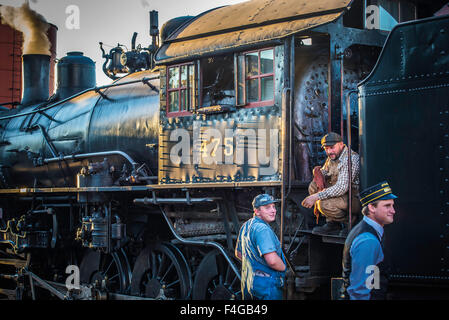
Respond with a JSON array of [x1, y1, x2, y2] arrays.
[[0, 2, 51, 55], [1, 3, 56, 106], [21, 54, 50, 106]]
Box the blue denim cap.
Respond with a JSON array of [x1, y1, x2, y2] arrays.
[[252, 194, 279, 210]]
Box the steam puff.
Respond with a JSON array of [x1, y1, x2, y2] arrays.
[[0, 2, 50, 55]]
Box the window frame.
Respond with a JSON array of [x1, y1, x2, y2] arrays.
[[166, 62, 196, 117], [236, 47, 275, 108]]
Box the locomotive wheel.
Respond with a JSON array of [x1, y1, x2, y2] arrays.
[[79, 248, 131, 295], [192, 250, 241, 300], [130, 242, 192, 299]]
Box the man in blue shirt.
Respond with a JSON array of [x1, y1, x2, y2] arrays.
[[341, 181, 398, 300], [235, 194, 286, 300]]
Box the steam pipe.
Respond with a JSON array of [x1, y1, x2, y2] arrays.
[[131, 32, 138, 50], [43, 150, 139, 170], [158, 205, 241, 281], [134, 199, 241, 280]]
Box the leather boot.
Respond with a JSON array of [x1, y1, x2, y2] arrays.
[[339, 224, 349, 237], [312, 221, 341, 235], [340, 215, 358, 237]]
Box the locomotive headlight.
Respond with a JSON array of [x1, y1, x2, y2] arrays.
[[120, 52, 127, 66]]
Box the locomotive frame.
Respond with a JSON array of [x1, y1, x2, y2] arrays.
[[0, 0, 448, 300]]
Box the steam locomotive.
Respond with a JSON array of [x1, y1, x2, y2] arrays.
[[0, 0, 448, 300]]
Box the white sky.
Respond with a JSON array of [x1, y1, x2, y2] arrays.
[[0, 0, 248, 85]]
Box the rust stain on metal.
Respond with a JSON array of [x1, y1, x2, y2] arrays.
[[176, 0, 351, 39], [163, 12, 342, 61], [158, 0, 352, 62]]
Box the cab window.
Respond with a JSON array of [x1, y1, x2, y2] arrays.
[[167, 62, 195, 116], [236, 48, 275, 108]]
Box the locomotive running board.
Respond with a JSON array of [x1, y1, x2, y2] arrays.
[[0, 181, 282, 194]]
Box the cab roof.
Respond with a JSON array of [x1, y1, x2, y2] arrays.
[[155, 0, 353, 64]]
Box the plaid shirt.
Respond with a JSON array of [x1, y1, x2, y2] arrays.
[[317, 145, 360, 200]]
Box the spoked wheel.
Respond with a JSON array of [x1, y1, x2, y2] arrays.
[[192, 250, 241, 300], [130, 242, 192, 299], [79, 248, 132, 295]]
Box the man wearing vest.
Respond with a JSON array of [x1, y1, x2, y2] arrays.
[[235, 194, 287, 300], [340, 181, 397, 300], [301, 132, 361, 235]]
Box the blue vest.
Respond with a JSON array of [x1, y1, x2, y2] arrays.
[[341, 220, 388, 300]]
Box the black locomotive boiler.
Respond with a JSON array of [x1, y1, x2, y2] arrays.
[[0, 0, 447, 300]]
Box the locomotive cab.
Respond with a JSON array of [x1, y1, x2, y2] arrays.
[[153, 0, 449, 299], [153, 0, 391, 298]]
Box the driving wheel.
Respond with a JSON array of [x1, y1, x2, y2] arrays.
[[130, 242, 192, 299], [192, 250, 241, 300], [79, 248, 131, 294]]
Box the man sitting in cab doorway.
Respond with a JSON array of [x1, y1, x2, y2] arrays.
[[301, 132, 360, 236]]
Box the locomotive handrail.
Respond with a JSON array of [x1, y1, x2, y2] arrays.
[[134, 196, 221, 205], [280, 87, 291, 247], [37, 125, 58, 158], [345, 89, 358, 233], [0, 76, 159, 122], [43, 150, 139, 170]]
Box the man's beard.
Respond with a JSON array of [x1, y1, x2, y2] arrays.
[[328, 149, 343, 161]]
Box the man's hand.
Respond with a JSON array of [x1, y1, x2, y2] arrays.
[[235, 248, 242, 261], [301, 193, 319, 208]]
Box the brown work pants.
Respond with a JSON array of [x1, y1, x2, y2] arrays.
[[308, 181, 360, 223]]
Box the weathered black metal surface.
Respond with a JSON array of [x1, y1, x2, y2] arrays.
[[158, 46, 284, 184], [359, 15, 449, 282], [2, 0, 447, 301], [55, 51, 96, 101], [155, 0, 353, 64], [0, 71, 159, 188], [21, 54, 50, 106]]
